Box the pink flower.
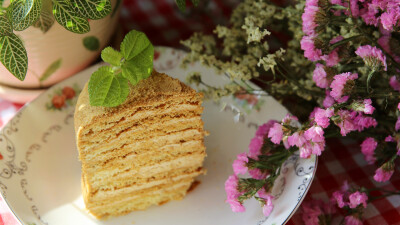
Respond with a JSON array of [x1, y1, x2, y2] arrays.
[[323, 50, 340, 67], [323, 91, 335, 108], [336, 110, 357, 136], [302, 0, 319, 36], [256, 120, 277, 138], [363, 99, 375, 114], [248, 136, 263, 159], [233, 153, 248, 175], [380, 6, 400, 31], [299, 144, 313, 158], [330, 72, 358, 102], [257, 188, 274, 217], [314, 108, 334, 128], [345, 215, 363, 225], [360, 137, 377, 164], [385, 135, 395, 142], [304, 126, 326, 156], [396, 117, 400, 131], [350, 0, 360, 17], [374, 167, 394, 182], [302, 199, 336, 225], [268, 123, 283, 144], [249, 168, 267, 179], [398, 102, 400, 111], [301, 35, 323, 61], [288, 132, 307, 147], [355, 45, 387, 71], [332, 191, 347, 208], [348, 191, 368, 208], [225, 175, 245, 212], [390, 76, 400, 92], [313, 64, 329, 88]]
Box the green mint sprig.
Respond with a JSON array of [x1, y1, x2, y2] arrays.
[[88, 30, 154, 107]]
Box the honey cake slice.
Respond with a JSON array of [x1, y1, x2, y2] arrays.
[[74, 70, 207, 219]]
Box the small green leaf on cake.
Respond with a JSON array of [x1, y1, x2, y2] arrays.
[[88, 66, 129, 107], [88, 30, 154, 107], [83, 36, 100, 51], [101, 47, 122, 66]]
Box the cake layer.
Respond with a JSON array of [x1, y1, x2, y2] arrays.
[[81, 128, 205, 163], [87, 180, 192, 219], [79, 113, 203, 148], [81, 99, 203, 136], [83, 139, 205, 174], [87, 167, 203, 202], [86, 151, 206, 192]]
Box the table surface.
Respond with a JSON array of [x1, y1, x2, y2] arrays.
[[0, 0, 400, 224]]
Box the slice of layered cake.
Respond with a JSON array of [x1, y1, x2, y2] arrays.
[[74, 70, 207, 219]]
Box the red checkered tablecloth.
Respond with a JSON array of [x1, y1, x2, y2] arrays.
[[0, 0, 399, 224]]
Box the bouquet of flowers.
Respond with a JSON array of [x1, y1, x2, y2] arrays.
[[181, 0, 400, 224]]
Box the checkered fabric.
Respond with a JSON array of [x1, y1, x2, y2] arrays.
[[0, 0, 399, 224]]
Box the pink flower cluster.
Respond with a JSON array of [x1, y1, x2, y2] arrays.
[[330, 72, 358, 103], [355, 45, 387, 71], [226, 121, 277, 214], [335, 110, 377, 136], [301, 1, 343, 66], [360, 137, 377, 164], [374, 164, 394, 182], [225, 175, 245, 212], [359, 0, 400, 31], [301, 199, 336, 225], [332, 182, 368, 209]]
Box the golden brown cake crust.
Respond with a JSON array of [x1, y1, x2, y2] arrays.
[[74, 70, 200, 133]]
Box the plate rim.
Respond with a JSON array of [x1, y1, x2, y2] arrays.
[[0, 46, 318, 225]]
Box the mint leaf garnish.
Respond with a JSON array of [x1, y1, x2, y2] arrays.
[[120, 30, 152, 61], [88, 30, 154, 107], [101, 47, 122, 66], [88, 66, 129, 107]]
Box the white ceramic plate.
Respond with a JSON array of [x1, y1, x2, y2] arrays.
[[0, 47, 316, 225]]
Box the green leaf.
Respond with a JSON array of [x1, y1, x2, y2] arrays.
[[0, 33, 28, 81], [70, 0, 111, 20], [13, 0, 42, 31], [33, 0, 55, 33], [101, 47, 122, 66], [121, 44, 153, 85], [52, 0, 90, 34], [120, 30, 152, 61], [191, 0, 199, 6], [111, 0, 122, 17], [175, 0, 186, 11], [8, 0, 34, 24], [83, 36, 100, 51], [39, 58, 62, 81], [88, 66, 129, 107], [0, 14, 12, 36]]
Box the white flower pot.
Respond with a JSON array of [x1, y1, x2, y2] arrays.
[[0, 0, 121, 89]]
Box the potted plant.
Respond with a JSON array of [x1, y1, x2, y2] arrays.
[[0, 0, 123, 93]]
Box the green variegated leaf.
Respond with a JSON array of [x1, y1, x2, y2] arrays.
[[39, 58, 62, 81], [175, 0, 186, 11], [13, 0, 42, 31], [191, 0, 199, 6], [71, 0, 111, 20], [0, 14, 12, 36], [101, 47, 122, 66], [8, 0, 34, 24], [33, 0, 55, 33], [52, 0, 89, 34], [0, 33, 28, 81], [88, 66, 129, 107]]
